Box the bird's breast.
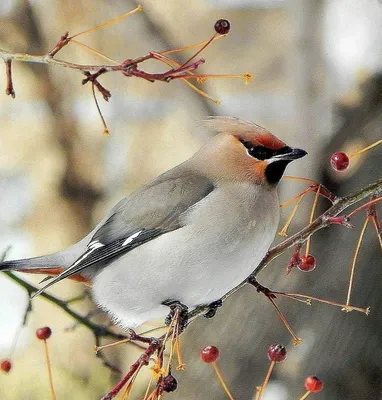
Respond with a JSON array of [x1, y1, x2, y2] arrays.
[[92, 183, 280, 327]]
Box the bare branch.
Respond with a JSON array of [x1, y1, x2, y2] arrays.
[[3, 271, 126, 341], [188, 177, 382, 320], [4, 59, 15, 98]]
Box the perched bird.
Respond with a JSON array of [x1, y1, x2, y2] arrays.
[[0, 117, 307, 329]]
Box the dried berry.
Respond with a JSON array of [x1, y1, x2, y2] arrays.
[[1, 360, 11, 373], [305, 376, 324, 393], [267, 344, 287, 363], [214, 19, 230, 35], [161, 374, 178, 392], [330, 152, 349, 171], [36, 326, 52, 340], [200, 345, 220, 363], [298, 255, 316, 272]]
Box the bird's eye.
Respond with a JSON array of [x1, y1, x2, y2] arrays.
[[239, 140, 292, 161], [247, 146, 274, 160]]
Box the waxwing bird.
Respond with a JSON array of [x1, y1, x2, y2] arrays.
[[0, 117, 307, 329]]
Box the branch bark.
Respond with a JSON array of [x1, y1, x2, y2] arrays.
[[189, 177, 382, 320]]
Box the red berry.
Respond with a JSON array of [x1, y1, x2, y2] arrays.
[[267, 344, 287, 363], [200, 345, 220, 363], [305, 376, 324, 393], [298, 255, 316, 272], [214, 19, 230, 35], [36, 326, 52, 340], [330, 152, 349, 171], [161, 374, 178, 392], [1, 360, 11, 373]]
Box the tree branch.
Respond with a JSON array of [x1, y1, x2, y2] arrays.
[[3, 271, 126, 341], [188, 177, 382, 320]]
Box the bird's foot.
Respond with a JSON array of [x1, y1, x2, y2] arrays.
[[163, 300, 189, 332], [204, 299, 223, 319], [247, 276, 276, 299]]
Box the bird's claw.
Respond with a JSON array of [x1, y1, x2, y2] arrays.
[[163, 300, 189, 331], [204, 299, 223, 319]]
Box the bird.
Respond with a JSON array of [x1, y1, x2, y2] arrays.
[[0, 117, 307, 329]]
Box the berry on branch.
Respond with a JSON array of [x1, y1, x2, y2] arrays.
[[298, 255, 316, 272], [330, 152, 349, 171], [36, 326, 52, 340], [267, 344, 287, 362], [214, 19, 231, 35], [161, 374, 178, 392], [200, 345, 220, 363], [304, 376, 324, 393], [1, 360, 11, 373]]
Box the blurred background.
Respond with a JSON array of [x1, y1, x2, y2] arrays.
[[0, 0, 381, 399]]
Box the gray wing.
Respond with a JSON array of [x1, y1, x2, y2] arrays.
[[32, 166, 214, 296]]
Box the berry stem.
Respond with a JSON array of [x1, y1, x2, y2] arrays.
[[151, 53, 220, 104], [372, 217, 382, 252], [282, 177, 337, 203], [91, 82, 109, 135], [367, 196, 382, 251], [348, 139, 382, 158], [121, 367, 140, 400], [95, 325, 165, 353], [165, 321, 178, 375], [305, 185, 321, 256], [283, 176, 318, 185], [266, 296, 302, 345], [175, 73, 252, 84], [70, 40, 119, 64], [272, 291, 369, 314], [280, 186, 315, 208], [182, 79, 221, 104], [174, 337, 185, 370], [43, 339, 56, 400], [179, 33, 218, 69], [254, 386, 261, 400], [345, 217, 369, 306], [143, 374, 154, 400], [279, 194, 305, 236], [347, 197, 382, 218], [257, 361, 275, 400], [298, 391, 312, 400], [160, 35, 225, 55], [70, 6, 143, 39], [211, 362, 235, 400]]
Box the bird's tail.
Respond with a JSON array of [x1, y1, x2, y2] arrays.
[[0, 250, 92, 285], [0, 253, 64, 274]]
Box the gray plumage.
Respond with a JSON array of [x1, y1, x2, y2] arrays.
[[0, 117, 307, 329]]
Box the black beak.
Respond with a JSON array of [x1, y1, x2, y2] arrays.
[[273, 147, 307, 161]]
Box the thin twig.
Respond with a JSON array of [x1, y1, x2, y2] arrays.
[[3, 272, 126, 341], [188, 178, 382, 320], [4, 59, 15, 98]]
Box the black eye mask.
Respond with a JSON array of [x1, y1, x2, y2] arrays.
[[239, 140, 292, 160]]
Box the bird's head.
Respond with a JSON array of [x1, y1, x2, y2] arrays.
[[196, 116, 307, 186]]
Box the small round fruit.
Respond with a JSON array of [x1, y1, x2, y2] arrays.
[[298, 255, 316, 272], [1, 360, 11, 373], [330, 152, 349, 171], [200, 345, 220, 363], [36, 326, 52, 340], [305, 376, 324, 393], [161, 374, 178, 392], [214, 19, 230, 35], [267, 344, 287, 363]]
